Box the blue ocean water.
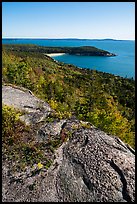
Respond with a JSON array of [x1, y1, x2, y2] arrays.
[[2, 39, 135, 79]]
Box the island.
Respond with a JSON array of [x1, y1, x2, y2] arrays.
[[3, 44, 116, 57]]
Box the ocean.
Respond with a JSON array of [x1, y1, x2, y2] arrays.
[[2, 39, 135, 79]]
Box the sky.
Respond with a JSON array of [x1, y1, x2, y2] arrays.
[[2, 2, 135, 40]]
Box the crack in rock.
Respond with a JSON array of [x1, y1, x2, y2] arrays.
[[81, 136, 89, 147], [71, 158, 94, 191], [109, 159, 131, 202], [126, 144, 135, 155]]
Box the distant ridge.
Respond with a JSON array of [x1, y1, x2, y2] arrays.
[[2, 38, 134, 41]]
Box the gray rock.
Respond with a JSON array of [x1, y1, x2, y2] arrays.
[[56, 124, 135, 202], [2, 122, 135, 202], [37, 120, 66, 142], [2, 85, 135, 202], [2, 85, 52, 125]]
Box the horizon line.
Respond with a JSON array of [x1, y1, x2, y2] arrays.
[[2, 37, 135, 41]]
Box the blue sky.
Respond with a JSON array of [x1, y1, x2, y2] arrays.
[[2, 2, 135, 40]]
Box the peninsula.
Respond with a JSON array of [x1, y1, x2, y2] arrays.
[[3, 44, 116, 57], [42, 46, 116, 56]]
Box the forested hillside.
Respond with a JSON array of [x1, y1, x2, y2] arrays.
[[3, 44, 116, 56], [2, 45, 135, 148]]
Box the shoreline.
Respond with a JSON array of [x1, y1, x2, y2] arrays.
[[45, 53, 66, 57]]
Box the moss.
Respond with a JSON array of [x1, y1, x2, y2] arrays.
[[45, 159, 53, 169], [71, 124, 80, 130], [45, 115, 57, 123], [80, 121, 91, 129]]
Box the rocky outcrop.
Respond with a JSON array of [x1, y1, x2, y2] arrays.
[[2, 84, 52, 125], [56, 121, 135, 202], [2, 85, 135, 202]]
